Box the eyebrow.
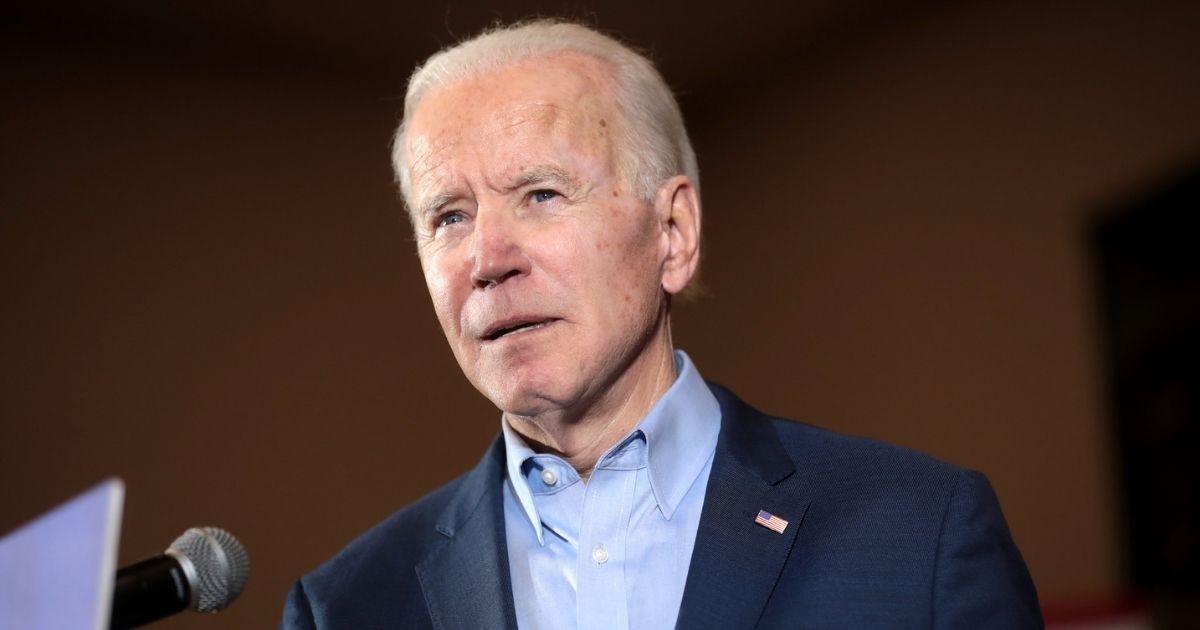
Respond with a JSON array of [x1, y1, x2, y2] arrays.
[[416, 192, 457, 221], [416, 165, 580, 219], [508, 165, 579, 193]]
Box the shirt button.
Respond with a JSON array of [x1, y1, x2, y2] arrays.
[[540, 469, 557, 486], [591, 545, 609, 565]]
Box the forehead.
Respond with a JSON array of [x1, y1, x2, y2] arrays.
[[405, 54, 619, 196]]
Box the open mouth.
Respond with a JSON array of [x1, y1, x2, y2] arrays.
[[482, 318, 555, 341]]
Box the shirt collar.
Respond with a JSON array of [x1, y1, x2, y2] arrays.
[[501, 416, 545, 543], [501, 350, 722, 541], [631, 350, 721, 519]]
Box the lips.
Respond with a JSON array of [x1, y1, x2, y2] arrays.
[[480, 317, 558, 341]]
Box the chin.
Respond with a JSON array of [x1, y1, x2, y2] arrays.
[[477, 367, 575, 418]]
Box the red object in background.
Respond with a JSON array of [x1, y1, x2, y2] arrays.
[[1043, 595, 1150, 630]]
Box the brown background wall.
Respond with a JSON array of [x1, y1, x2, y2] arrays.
[[3, 2, 1198, 627]]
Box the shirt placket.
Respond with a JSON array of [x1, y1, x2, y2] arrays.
[[575, 463, 637, 630]]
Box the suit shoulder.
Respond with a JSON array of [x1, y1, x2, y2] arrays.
[[770, 416, 962, 472], [769, 416, 968, 503], [708, 381, 971, 501]]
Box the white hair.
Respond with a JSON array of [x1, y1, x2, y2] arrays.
[[391, 19, 699, 210]]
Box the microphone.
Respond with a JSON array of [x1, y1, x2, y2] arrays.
[[110, 527, 250, 629]]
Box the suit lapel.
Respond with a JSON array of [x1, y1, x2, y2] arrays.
[[416, 438, 518, 630], [675, 384, 811, 629]]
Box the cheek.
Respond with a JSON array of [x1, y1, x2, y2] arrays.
[[593, 223, 662, 316], [615, 216, 661, 277], [421, 255, 464, 328]]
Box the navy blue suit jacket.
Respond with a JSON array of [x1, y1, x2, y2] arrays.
[[282, 383, 1042, 629]]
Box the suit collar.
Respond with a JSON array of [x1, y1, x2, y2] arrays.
[[416, 437, 518, 630], [707, 382, 797, 485], [676, 382, 810, 629]]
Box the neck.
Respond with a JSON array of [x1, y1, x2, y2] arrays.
[[504, 326, 678, 480]]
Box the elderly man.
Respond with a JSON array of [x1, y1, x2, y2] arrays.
[[282, 20, 1041, 629]]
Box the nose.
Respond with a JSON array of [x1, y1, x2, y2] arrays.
[[469, 206, 531, 289]]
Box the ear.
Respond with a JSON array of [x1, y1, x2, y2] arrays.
[[654, 175, 701, 295]]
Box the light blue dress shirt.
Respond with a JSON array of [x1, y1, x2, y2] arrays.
[[501, 350, 722, 630]]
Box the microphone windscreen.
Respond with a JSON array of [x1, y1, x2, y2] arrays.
[[168, 527, 249, 612]]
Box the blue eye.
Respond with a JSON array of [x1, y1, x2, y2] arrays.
[[437, 212, 465, 228], [531, 190, 559, 203]]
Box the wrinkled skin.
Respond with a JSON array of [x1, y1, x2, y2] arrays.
[[405, 52, 700, 471]]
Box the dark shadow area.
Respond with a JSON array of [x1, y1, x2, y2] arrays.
[[1095, 162, 1200, 628]]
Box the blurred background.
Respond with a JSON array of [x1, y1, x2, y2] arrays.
[[3, 1, 1198, 628]]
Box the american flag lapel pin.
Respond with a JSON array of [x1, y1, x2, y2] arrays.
[[755, 509, 789, 534]]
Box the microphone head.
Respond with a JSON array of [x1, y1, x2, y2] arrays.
[[167, 527, 250, 613]]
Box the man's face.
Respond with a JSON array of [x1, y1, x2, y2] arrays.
[[405, 54, 672, 419]]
